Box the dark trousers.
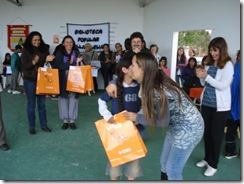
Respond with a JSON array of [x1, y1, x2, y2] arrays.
[[201, 105, 230, 169], [225, 119, 240, 154], [93, 77, 98, 92], [24, 80, 47, 129], [0, 95, 7, 145], [101, 62, 113, 89]]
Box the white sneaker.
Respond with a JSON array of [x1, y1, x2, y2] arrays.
[[7, 89, 12, 93], [225, 152, 238, 159], [204, 165, 217, 176], [196, 160, 208, 167], [12, 90, 21, 94]]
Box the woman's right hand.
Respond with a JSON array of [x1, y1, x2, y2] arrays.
[[46, 55, 55, 62], [196, 68, 207, 79], [124, 111, 137, 122], [106, 83, 117, 98], [105, 58, 111, 63], [32, 55, 39, 65]]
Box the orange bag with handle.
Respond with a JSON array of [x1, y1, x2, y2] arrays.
[[36, 67, 60, 95], [83, 65, 94, 92], [95, 111, 147, 167], [66, 66, 94, 93]]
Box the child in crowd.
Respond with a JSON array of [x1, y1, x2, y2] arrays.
[[201, 55, 208, 67], [183, 64, 204, 94], [159, 56, 170, 77], [98, 57, 145, 180]]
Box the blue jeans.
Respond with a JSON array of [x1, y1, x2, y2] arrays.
[[175, 75, 184, 88], [24, 80, 47, 129], [160, 134, 196, 180], [136, 124, 146, 140]]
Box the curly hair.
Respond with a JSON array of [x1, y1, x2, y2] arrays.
[[22, 31, 48, 54]]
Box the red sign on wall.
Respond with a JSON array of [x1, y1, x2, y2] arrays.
[[7, 25, 29, 51]]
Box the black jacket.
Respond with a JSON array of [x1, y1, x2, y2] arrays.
[[52, 50, 81, 98], [21, 47, 48, 81]]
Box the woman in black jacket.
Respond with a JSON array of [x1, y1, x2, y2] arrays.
[[52, 35, 82, 130], [21, 31, 55, 134], [98, 43, 114, 89]]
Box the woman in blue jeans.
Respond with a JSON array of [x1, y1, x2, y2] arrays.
[[21, 31, 55, 134], [106, 52, 204, 180]]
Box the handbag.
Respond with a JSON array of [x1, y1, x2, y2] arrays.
[[95, 111, 147, 167], [36, 67, 60, 95], [83, 65, 94, 92], [66, 66, 94, 93]]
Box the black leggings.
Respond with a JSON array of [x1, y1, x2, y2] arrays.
[[201, 105, 230, 169]]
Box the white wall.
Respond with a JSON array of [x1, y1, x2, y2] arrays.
[[0, 0, 240, 67], [143, 0, 240, 72], [0, 0, 144, 60]]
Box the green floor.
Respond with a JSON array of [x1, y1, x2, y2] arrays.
[[0, 88, 241, 181]]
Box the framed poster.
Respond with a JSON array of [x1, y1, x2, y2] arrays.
[[67, 22, 110, 53]]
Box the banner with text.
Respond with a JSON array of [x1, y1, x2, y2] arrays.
[[7, 25, 29, 51], [67, 23, 110, 53]]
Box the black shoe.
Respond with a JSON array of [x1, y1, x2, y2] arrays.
[[161, 172, 168, 180], [70, 123, 76, 130], [136, 124, 145, 131], [29, 128, 36, 135], [41, 127, 52, 132], [0, 143, 9, 151], [225, 152, 238, 159], [51, 95, 58, 100], [62, 123, 69, 130]]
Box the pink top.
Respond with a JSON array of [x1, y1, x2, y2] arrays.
[[162, 67, 171, 77]]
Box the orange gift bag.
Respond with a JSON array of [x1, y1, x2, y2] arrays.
[[95, 111, 147, 167], [83, 65, 94, 92], [36, 67, 60, 95], [66, 66, 94, 93]]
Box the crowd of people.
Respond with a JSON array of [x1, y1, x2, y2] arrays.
[[0, 30, 240, 181]]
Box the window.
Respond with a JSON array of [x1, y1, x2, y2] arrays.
[[178, 29, 212, 64], [171, 29, 212, 81]]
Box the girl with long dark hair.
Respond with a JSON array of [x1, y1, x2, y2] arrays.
[[98, 57, 145, 180]]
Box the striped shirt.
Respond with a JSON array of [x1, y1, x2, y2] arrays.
[[202, 65, 218, 108]]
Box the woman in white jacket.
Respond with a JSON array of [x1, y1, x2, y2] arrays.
[[195, 37, 234, 177]]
